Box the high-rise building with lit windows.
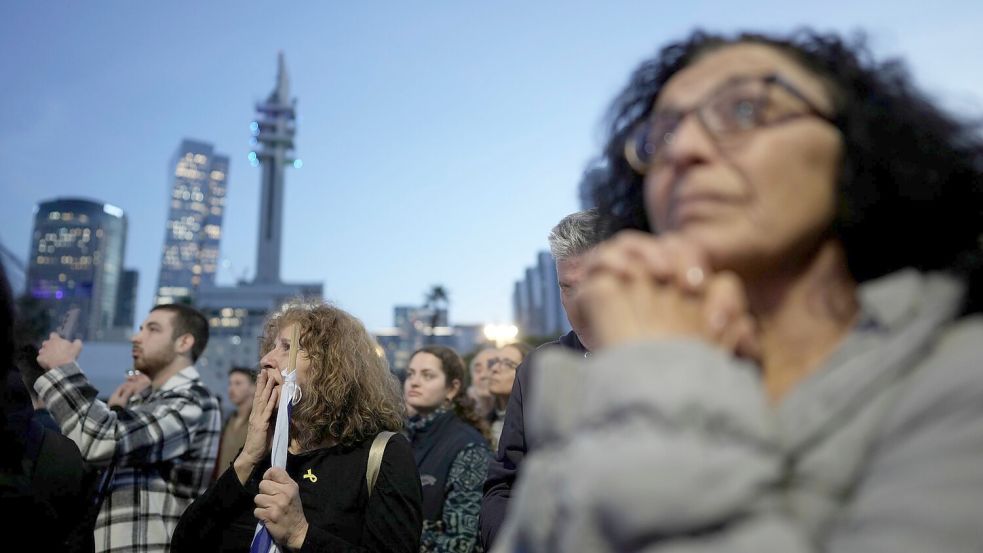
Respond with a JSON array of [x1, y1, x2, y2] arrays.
[[25, 198, 127, 340], [155, 139, 229, 304]]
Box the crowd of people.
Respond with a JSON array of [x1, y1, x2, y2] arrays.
[[2, 27, 982, 553]]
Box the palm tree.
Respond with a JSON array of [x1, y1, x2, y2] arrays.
[[423, 285, 449, 344]]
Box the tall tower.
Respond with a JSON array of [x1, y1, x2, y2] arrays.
[[195, 53, 320, 400], [26, 198, 127, 340], [155, 139, 229, 304], [251, 52, 299, 284]]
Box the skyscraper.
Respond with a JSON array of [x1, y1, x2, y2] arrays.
[[115, 268, 139, 330], [26, 198, 127, 340], [155, 139, 229, 304], [512, 250, 569, 339]]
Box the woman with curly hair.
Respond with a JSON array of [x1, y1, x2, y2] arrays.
[[173, 300, 423, 552], [404, 345, 491, 552], [494, 29, 983, 552]]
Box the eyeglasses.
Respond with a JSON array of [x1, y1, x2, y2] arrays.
[[487, 357, 519, 371], [624, 73, 836, 174]]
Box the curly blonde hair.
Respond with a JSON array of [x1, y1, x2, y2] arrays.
[[260, 299, 405, 450]]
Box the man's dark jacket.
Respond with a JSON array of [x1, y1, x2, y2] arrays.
[[479, 330, 586, 548]]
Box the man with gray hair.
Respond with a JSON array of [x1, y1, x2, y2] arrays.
[[479, 208, 605, 548]]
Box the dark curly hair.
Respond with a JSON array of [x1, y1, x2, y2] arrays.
[[591, 29, 983, 312], [411, 345, 490, 440]]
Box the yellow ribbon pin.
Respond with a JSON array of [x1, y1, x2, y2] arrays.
[[303, 469, 317, 483]]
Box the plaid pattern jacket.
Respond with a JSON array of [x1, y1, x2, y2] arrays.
[[36, 362, 222, 553]]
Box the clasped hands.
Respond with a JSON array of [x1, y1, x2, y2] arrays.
[[579, 231, 761, 361]]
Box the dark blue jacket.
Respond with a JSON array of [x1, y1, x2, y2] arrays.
[[479, 330, 586, 548]]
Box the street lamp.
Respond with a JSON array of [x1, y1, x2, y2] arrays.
[[483, 323, 519, 348]]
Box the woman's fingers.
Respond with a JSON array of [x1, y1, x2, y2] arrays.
[[582, 232, 758, 357], [249, 370, 280, 426], [252, 370, 269, 410], [265, 387, 280, 419], [652, 234, 711, 293], [580, 271, 637, 348], [702, 271, 761, 360], [733, 316, 763, 363]]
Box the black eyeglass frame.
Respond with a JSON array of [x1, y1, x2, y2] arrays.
[[487, 357, 519, 371], [624, 73, 838, 174]]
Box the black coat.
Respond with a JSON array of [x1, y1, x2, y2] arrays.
[[172, 434, 423, 553], [479, 330, 586, 548]]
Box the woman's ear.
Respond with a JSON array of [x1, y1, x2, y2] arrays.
[[446, 378, 462, 400]]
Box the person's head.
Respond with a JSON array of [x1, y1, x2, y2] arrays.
[[468, 347, 496, 397], [549, 208, 607, 349], [405, 346, 465, 415], [259, 299, 404, 449], [227, 367, 257, 409], [592, 30, 983, 305], [488, 342, 533, 399], [131, 304, 209, 374], [405, 345, 488, 433]]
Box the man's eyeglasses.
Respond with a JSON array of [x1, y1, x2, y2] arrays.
[[624, 73, 837, 174], [487, 357, 519, 371]]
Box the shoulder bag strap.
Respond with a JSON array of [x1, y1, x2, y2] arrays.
[[366, 431, 396, 497]]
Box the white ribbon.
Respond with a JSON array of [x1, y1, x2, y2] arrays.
[[250, 367, 301, 553]]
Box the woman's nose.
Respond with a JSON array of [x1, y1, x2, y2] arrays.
[[661, 111, 715, 170]]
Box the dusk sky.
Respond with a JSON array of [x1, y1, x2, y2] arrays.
[[3, 1, 982, 332]]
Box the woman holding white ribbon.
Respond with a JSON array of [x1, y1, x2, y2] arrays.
[[173, 300, 423, 552]]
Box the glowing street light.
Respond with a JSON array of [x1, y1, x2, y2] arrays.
[[483, 323, 519, 347]]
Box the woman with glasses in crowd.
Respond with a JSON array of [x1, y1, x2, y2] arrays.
[[486, 343, 532, 452], [404, 345, 491, 552], [493, 29, 983, 553], [172, 301, 423, 552]]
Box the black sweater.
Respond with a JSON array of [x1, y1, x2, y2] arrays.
[[171, 434, 423, 553]]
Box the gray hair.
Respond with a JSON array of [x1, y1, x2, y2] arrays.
[[548, 208, 604, 260]]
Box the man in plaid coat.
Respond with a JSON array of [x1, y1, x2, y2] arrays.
[[36, 303, 222, 553]]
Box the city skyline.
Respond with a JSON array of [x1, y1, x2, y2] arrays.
[[3, 2, 982, 332]]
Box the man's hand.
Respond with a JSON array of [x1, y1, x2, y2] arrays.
[[255, 467, 309, 550], [36, 332, 83, 371], [108, 372, 152, 408]]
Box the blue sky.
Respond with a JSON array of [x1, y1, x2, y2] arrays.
[[2, 1, 981, 331]]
